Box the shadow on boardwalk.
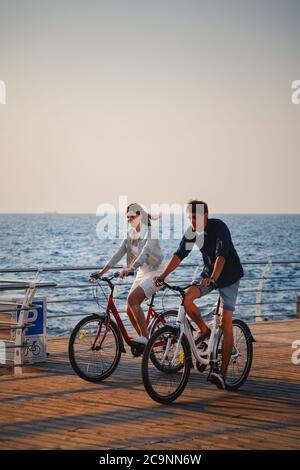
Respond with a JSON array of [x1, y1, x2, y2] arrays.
[[0, 320, 299, 450]]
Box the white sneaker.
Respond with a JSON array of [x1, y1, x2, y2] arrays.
[[132, 336, 148, 346]]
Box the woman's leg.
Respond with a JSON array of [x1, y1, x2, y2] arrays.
[[125, 302, 141, 336], [128, 286, 148, 338]]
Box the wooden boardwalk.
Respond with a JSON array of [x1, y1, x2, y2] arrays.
[[0, 320, 299, 450]]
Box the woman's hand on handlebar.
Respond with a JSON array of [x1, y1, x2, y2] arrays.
[[119, 268, 132, 279], [89, 266, 109, 280]]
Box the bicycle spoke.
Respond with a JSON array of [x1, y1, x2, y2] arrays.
[[69, 317, 120, 381], [225, 323, 250, 386]]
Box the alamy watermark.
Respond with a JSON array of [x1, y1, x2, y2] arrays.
[[95, 195, 206, 248], [291, 340, 300, 365], [0, 80, 6, 104], [291, 80, 300, 104]]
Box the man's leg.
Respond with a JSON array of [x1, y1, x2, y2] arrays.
[[184, 286, 210, 335], [220, 309, 233, 378], [208, 281, 239, 389]]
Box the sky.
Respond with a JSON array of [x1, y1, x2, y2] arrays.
[[0, 0, 299, 214]]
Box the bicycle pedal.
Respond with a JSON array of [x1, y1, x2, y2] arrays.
[[206, 368, 213, 381], [196, 361, 207, 373]]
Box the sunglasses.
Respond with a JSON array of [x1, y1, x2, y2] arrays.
[[127, 214, 138, 221]]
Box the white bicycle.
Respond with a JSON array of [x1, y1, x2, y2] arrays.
[[142, 280, 255, 404]]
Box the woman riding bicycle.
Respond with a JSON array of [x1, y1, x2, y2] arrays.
[[96, 203, 166, 345]]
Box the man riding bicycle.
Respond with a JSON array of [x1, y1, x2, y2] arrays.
[[154, 200, 244, 390]]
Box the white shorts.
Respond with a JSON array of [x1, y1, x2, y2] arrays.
[[128, 263, 166, 299]]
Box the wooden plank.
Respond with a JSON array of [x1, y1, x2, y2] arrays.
[[0, 319, 299, 450]]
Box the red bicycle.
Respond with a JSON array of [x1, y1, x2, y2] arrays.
[[68, 271, 180, 382]]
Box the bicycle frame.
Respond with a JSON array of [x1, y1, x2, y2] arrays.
[[168, 297, 223, 368], [95, 282, 171, 348]]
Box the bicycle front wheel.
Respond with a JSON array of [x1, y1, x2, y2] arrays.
[[214, 319, 254, 391], [142, 325, 191, 404], [68, 314, 122, 382]]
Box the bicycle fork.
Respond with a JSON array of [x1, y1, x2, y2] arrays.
[[161, 306, 185, 367]]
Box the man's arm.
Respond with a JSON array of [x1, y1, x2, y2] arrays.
[[211, 222, 230, 282], [154, 230, 195, 284], [211, 255, 226, 282], [200, 255, 226, 287], [201, 221, 230, 287]]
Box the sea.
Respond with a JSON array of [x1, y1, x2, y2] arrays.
[[0, 213, 299, 334]]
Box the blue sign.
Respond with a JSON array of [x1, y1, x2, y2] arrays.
[[17, 300, 44, 336]]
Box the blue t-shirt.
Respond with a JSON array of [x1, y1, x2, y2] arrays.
[[174, 218, 244, 288]]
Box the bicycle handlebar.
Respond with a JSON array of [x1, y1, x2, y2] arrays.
[[159, 280, 192, 293], [90, 270, 135, 283]]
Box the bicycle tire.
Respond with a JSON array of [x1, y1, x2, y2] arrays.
[[142, 325, 191, 404], [68, 314, 122, 383], [213, 318, 253, 391]]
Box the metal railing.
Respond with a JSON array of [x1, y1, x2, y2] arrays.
[[0, 261, 299, 320], [0, 260, 299, 372]]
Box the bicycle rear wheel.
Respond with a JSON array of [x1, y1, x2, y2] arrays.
[[150, 311, 195, 373], [213, 319, 254, 390], [68, 314, 122, 382], [149, 310, 178, 336], [142, 325, 191, 404]]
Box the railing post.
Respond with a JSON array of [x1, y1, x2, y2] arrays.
[[14, 306, 27, 375], [255, 259, 272, 322], [297, 295, 300, 319]]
